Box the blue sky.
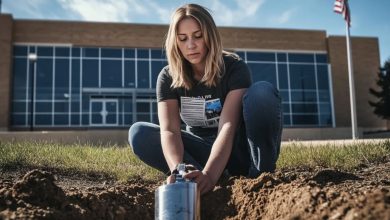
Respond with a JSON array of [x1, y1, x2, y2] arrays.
[[2, 0, 389, 65]]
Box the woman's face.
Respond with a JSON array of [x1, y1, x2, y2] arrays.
[[176, 17, 208, 69]]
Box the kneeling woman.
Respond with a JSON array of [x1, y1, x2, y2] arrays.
[[129, 3, 283, 195]]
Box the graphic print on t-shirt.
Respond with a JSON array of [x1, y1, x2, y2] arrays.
[[180, 96, 222, 128]]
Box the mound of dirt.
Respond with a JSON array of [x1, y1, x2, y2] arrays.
[[1, 160, 390, 219], [11, 170, 66, 208]]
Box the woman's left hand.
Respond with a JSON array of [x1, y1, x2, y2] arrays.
[[183, 170, 215, 195]]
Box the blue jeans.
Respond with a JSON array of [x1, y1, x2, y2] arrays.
[[128, 81, 283, 178]]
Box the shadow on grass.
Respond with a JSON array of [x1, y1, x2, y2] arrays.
[[1, 162, 161, 187], [1, 162, 116, 182]]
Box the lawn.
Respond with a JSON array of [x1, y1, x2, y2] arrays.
[[1, 139, 389, 181]]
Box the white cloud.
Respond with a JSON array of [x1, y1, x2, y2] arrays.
[[210, 1, 234, 25], [58, 0, 130, 22], [274, 8, 296, 24], [209, 0, 266, 26], [5, 0, 265, 25], [234, 0, 265, 16], [8, 0, 49, 19], [57, 0, 173, 23], [144, 1, 171, 24]]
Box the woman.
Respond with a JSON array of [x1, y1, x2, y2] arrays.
[[129, 3, 282, 195]]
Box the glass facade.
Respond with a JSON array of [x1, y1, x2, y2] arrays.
[[11, 45, 333, 129], [237, 51, 334, 127]]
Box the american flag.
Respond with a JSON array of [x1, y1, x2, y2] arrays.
[[334, 0, 351, 27]]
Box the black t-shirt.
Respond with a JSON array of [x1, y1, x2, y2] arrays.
[[156, 54, 252, 137]]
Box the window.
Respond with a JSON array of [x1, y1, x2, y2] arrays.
[[124, 49, 135, 58], [11, 45, 333, 128], [101, 59, 122, 88], [289, 53, 314, 63], [55, 47, 70, 57], [151, 60, 167, 88], [238, 50, 333, 127], [36, 58, 53, 100], [14, 46, 28, 56], [36, 102, 52, 113], [247, 52, 275, 62], [72, 47, 81, 57], [125, 60, 135, 88], [55, 58, 70, 99], [316, 54, 328, 63], [137, 60, 150, 88], [71, 59, 81, 101], [12, 114, 26, 126], [82, 59, 99, 87], [248, 63, 277, 87], [82, 48, 99, 57], [317, 65, 330, 90], [101, 48, 122, 58], [151, 49, 166, 59], [12, 58, 28, 100], [71, 114, 80, 125], [289, 64, 316, 90], [291, 91, 317, 102], [54, 114, 68, 125], [278, 64, 288, 89], [55, 102, 69, 113], [277, 53, 287, 62], [123, 98, 133, 125], [292, 114, 318, 125], [37, 46, 53, 57], [137, 49, 149, 59], [12, 101, 26, 113], [35, 114, 52, 125]]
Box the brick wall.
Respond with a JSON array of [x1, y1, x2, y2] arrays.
[[220, 27, 327, 50], [328, 36, 384, 130], [13, 19, 168, 48], [12, 19, 327, 51], [0, 14, 13, 130]]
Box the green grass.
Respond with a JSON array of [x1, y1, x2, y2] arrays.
[[0, 141, 164, 182], [278, 139, 390, 170], [1, 140, 389, 182]]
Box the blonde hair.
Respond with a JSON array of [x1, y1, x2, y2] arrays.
[[165, 4, 224, 90]]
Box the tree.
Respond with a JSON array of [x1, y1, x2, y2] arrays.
[[369, 59, 390, 128]]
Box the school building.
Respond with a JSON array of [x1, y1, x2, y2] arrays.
[[0, 14, 386, 141]]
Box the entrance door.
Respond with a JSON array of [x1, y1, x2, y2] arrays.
[[90, 99, 118, 126]]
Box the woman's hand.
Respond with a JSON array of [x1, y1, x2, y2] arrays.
[[166, 164, 196, 184], [184, 170, 215, 195], [166, 174, 176, 184]]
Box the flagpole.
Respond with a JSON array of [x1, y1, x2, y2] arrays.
[[345, 22, 358, 139]]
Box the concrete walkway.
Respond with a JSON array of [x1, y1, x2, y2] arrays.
[[282, 138, 390, 147], [1, 130, 389, 146]]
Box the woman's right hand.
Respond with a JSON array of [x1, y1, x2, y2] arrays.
[[166, 164, 197, 184], [166, 174, 176, 184]]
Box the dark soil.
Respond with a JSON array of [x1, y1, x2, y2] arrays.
[[1, 159, 390, 220]]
